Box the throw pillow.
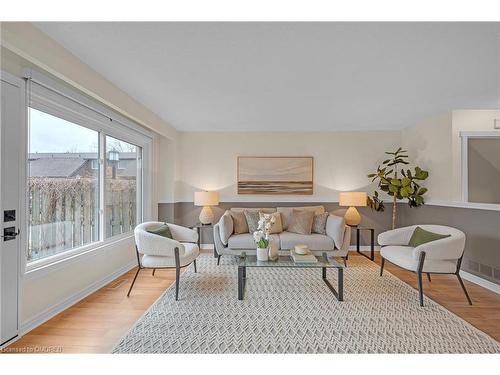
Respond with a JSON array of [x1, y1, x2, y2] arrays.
[[312, 212, 329, 234], [244, 210, 261, 233], [230, 210, 249, 233], [147, 223, 173, 239], [277, 206, 325, 230], [287, 209, 315, 235], [259, 212, 283, 234], [325, 214, 345, 249], [408, 226, 451, 247], [218, 212, 234, 246]]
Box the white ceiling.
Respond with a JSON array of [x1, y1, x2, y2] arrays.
[[34, 22, 500, 132]]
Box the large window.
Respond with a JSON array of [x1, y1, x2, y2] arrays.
[[462, 134, 500, 204], [28, 109, 100, 261], [105, 136, 141, 238], [26, 71, 150, 266]]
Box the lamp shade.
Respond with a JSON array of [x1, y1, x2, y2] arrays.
[[339, 192, 367, 207], [194, 191, 219, 207]]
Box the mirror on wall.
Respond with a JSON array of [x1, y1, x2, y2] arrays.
[[464, 136, 500, 204]]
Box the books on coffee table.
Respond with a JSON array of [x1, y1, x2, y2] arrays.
[[290, 249, 318, 264]]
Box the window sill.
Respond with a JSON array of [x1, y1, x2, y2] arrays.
[[425, 200, 500, 211], [24, 233, 135, 279]]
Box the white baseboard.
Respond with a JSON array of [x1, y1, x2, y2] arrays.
[[201, 244, 215, 250], [18, 260, 137, 337], [460, 270, 500, 294]]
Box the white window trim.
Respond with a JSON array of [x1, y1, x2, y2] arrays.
[[23, 69, 155, 272], [460, 131, 500, 207]]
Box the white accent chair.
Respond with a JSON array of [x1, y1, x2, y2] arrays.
[[378, 225, 471, 307], [128, 221, 200, 300]]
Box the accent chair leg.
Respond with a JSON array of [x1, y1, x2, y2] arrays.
[[175, 267, 180, 301], [343, 257, 348, 267], [127, 268, 141, 297], [456, 274, 472, 305], [417, 251, 426, 307], [217, 255, 221, 265], [193, 259, 197, 273], [426, 273, 431, 282], [380, 257, 385, 276], [174, 247, 180, 301], [417, 271, 424, 307], [152, 269, 156, 276]]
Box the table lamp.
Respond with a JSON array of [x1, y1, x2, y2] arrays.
[[194, 191, 219, 224], [339, 191, 367, 226]]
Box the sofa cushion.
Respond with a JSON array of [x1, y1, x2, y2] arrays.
[[228, 233, 280, 250], [277, 206, 325, 230], [312, 212, 329, 234], [259, 212, 283, 234], [326, 214, 346, 249], [218, 212, 233, 246], [229, 210, 248, 234], [381, 245, 457, 273], [279, 231, 335, 251], [288, 209, 315, 235], [243, 210, 261, 233]]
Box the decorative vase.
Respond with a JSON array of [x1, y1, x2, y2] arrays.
[[268, 239, 279, 261], [256, 247, 269, 261]]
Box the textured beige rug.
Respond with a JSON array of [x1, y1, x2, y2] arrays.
[[113, 255, 500, 353]]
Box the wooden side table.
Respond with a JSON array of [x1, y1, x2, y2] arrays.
[[355, 226, 375, 261], [190, 223, 216, 258]]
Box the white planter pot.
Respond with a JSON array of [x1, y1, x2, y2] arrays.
[[256, 247, 269, 261]]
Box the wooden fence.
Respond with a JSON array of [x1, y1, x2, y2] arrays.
[[28, 177, 136, 261]]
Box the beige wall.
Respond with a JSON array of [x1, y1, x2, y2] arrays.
[[175, 131, 402, 202], [401, 113, 453, 201], [156, 136, 177, 203]]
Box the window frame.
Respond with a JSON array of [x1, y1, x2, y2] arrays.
[[24, 69, 154, 273], [460, 131, 500, 206]]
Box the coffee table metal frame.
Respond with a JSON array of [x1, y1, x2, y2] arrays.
[[237, 252, 344, 301]]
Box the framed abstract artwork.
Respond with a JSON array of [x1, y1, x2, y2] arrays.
[[237, 156, 314, 195]]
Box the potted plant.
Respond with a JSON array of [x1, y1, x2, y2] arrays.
[[253, 214, 276, 261], [367, 147, 429, 229]]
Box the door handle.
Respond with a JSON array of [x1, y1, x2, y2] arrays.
[[2, 227, 20, 241]]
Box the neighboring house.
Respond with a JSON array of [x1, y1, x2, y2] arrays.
[[28, 152, 138, 179]]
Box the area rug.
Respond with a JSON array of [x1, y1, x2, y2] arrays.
[[113, 255, 500, 353]]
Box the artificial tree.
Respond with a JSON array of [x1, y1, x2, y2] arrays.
[[367, 147, 429, 229]]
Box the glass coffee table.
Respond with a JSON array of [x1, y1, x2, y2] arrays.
[[237, 252, 344, 301]]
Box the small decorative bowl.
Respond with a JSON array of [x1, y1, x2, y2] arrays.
[[294, 244, 310, 255]]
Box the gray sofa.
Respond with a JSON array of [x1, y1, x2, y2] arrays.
[[213, 206, 351, 264]]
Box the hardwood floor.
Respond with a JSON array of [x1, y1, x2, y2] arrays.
[[4, 252, 499, 353]]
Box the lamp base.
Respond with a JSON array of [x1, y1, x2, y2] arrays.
[[344, 206, 361, 226], [199, 206, 214, 225]]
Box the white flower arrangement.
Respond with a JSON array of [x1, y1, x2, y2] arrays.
[[253, 213, 276, 249]]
